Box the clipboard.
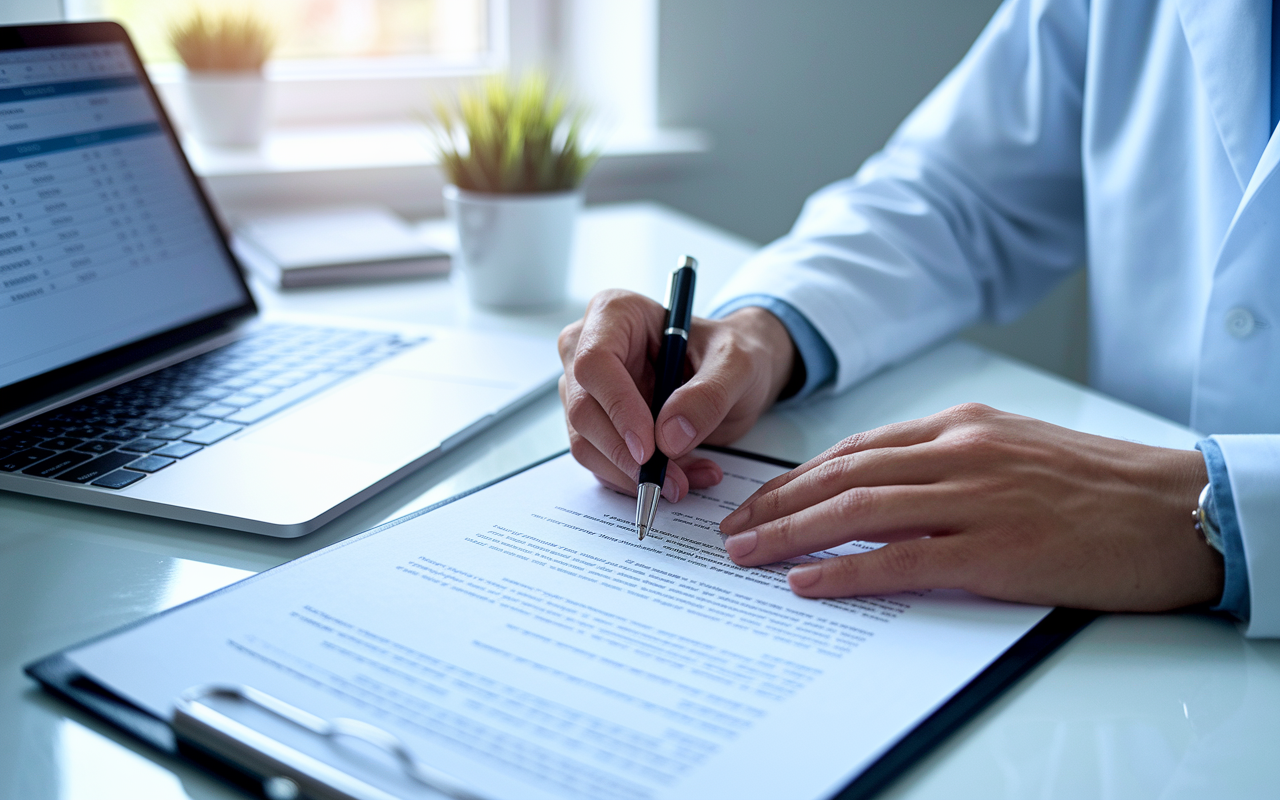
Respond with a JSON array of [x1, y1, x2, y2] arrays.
[[26, 447, 1094, 800]]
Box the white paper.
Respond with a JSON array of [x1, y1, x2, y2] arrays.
[[237, 205, 445, 268], [69, 451, 1050, 800]]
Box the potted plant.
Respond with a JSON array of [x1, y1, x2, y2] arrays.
[[170, 10, 275, 147], [432, 72, 597, 309]]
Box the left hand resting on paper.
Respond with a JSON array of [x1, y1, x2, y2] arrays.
[[718, 403, 1224, 611]]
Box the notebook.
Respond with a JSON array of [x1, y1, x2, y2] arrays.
[[0, 21, 562, 536], [232, 205, 451, 288]]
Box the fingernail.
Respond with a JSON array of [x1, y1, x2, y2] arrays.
[[662, 475, 680, 502], [661, 415, 697, 454], [723, 530, 758, 559], [624, 430, 644, 465], [788, 564, 821, 589]]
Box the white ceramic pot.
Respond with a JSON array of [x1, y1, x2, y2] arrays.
[[443, 185, 583, 309], [182, 71, 269, 147]]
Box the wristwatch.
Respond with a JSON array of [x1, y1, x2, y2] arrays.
[[1194, 483, 1225, 555]]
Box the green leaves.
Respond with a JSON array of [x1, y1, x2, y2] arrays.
[[431, 72, 598, 194], [169, 10, 275, 72]]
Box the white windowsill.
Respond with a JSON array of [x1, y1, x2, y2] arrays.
[[183, 122, 709, 178], [185, 122, 710, 219]]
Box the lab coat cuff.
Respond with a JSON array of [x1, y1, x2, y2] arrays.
[[1196, 438, 1249, 622], [1206, 435, 1280, 637]]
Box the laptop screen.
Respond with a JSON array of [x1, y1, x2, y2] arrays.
[[0, 36, 252, 398]]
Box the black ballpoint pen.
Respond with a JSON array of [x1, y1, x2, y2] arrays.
[[636, 255, 698, 540]]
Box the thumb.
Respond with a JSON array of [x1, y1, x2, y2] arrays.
[[655, 341, 756, 459]]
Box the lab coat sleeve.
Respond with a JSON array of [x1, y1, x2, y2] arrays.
[[1211, 435, 1280, 637], [710, 0, 1090, 392]]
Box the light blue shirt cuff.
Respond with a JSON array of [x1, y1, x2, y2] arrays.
[[709, 294, 836, 401], [1197, 438, 1250, 622]]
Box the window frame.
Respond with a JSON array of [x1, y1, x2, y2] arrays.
[[125, 0, 511, 128]]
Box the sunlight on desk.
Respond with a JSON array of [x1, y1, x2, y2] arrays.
[[159, 559, 255, 611]]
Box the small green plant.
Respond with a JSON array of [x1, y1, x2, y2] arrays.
[[431, 72, 597, 193], [169, 9, 275, 72]]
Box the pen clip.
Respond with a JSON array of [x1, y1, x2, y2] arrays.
[[174, 684, 486, 800]]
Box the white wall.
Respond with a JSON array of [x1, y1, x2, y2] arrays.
[[643, 0, 1089, 383], [0, 0, 1089, 382]]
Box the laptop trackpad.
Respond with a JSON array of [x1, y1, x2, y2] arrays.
[[242, 372, 513, 466]]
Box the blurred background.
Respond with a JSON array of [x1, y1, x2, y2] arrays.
[[1, 0, 1087, 384], [647, 0, 1088, 384]]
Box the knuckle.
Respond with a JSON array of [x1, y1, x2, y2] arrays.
[[751, 490, 782, 525], [833, 486, 875, 519], [599, 393, 636, 428], [767, 513, 797, 549], [812, 456, 851, 490], [563, 389, 594, 427], [592, 289, 655, 323], [833, 432, 868, 456], [592, 288, 634, 309], [556, 321, 582, 358], [607, 438, 637, 470], [573, 344, 609, 376], [949, 402, 995, 422], [567, 431, 594, 463], [878, 544, 923, 579]]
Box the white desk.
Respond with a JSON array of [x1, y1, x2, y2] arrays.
[[3, 203, 1277, 799]]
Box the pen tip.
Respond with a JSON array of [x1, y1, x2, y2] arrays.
[[636, 524, 647, 541]]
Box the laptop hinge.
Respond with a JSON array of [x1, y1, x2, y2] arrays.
[[0, 322, 256, 432]]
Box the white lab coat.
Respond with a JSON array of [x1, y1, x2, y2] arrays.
[[712, 0, 1280, 635]]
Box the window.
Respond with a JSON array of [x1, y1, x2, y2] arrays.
[[51, 0, 684, 211], [63, 0, 511, 126], [64, 0, 495, 70], [61, 0, 657, 136]]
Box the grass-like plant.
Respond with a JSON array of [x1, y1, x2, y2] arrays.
[[170, 9, 275, 72], [431, 72, 597, 193]]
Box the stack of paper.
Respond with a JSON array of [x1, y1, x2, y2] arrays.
[[48, 450, 1058, 800], [232, 205, 451, 288]]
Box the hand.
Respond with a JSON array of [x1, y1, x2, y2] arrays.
[[719, 403, 1224, 612], [558, 290, 797, 501]]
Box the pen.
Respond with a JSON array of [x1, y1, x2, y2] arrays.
[[636, 255, 698, 540]]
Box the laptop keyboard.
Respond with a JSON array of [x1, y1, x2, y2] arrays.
[[0, 324, 424, 490]]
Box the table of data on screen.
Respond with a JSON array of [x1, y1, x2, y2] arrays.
[[0, 44, 212, 310]]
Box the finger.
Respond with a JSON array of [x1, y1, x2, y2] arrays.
[[723, 484, 962, 567], [562, 367, 693, 501], [562, 371, 642, 477], [732, 407, 970, 516], [571, 297, 665, 465], [721, 442, 950, 534], [675, 454, 723, 489], [786, 536, 976, 598], [556, 318, 584, 367], [594, 474, 637, 495], [567, 421, 689, 501], [653, 327, 762, 459]]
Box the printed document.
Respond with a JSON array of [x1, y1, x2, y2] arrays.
[[67, 450, 1051, 800]]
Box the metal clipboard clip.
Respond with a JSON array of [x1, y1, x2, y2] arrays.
[[173, 684, 487, 800]]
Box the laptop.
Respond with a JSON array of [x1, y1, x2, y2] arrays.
[[0, 22, 563, 537]]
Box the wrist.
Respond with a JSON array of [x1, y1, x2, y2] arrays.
[[1169, 448, 1224, 605], [724, 307, 798, 403]]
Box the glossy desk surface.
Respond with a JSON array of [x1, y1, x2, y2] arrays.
[[3, 203, 1277, 799]]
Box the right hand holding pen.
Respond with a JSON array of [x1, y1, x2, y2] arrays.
[[558, 289, 798, 501]]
